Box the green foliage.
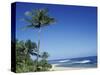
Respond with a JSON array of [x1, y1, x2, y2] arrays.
[[16, 40, 52, 73], [38, 59, 52, 71], [41, 52, 49, 60], [23, 8, 56, 29], [16, 40, 35, 72]]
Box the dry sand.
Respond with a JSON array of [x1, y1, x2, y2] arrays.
[[50, 64, 85, 71]]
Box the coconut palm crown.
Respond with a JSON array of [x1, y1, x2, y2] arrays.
[[24, 8, 55, 29]]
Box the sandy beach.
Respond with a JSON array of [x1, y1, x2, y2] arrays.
[[50, 64, 87, 71]]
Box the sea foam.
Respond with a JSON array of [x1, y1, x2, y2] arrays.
[[73, 60, 91, 64]]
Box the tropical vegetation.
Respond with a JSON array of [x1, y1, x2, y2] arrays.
[[16, 39, 52, 72], [16, 8, 55, 72]]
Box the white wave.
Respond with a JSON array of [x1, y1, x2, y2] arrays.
[[73, 60, 91, 64], [59, 60, 70, 63]]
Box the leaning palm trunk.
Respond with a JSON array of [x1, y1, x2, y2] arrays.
[[36, 28, 41, 71]]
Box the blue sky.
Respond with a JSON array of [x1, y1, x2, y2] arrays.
[[15, 2, 97, 60]]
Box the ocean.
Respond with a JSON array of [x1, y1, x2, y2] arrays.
[[48, 56, 97, 68]]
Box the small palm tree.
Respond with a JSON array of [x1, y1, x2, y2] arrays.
[[23, 40, 38, 70], [16, 39, 40, 72], [25, 40, 37, 55], [25, 40, 41, 58], [39, 52, 51, 71], [41, 52, 49, 60], [23, 8, 55, 70]]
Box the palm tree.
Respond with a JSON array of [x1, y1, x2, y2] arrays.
[[39, 52, 51, 71], [25, 40, 41, 61], [23, 8, 55, 70], [16, 39, 40, 72], [41, 52, 49, 60], [25, 40, 37, 56]]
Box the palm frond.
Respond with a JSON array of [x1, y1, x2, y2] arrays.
[[23, 18, 33, 23], [30, 52, 41, 57], [21, 25, 35, 30], [23, 8, 56, 29]]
